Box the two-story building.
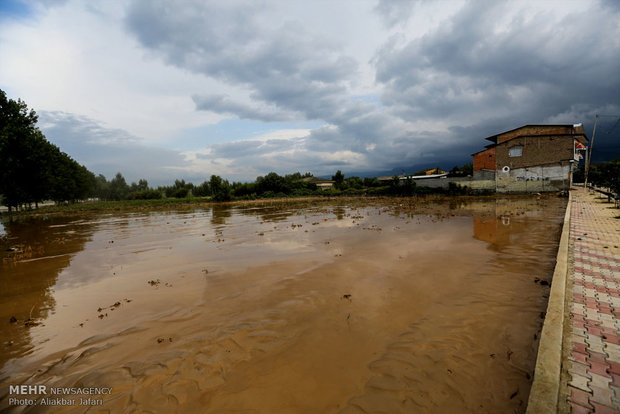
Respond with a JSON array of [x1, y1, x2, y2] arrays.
[[472, 124, 588, 193]]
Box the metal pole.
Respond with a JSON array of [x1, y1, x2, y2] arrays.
[[584, 114, 599, 188]]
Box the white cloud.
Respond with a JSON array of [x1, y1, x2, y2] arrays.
[[1, 0, 619, 184]]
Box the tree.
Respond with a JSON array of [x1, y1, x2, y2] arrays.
[[109, 172, 129, 201], [363, 177, 381, 187], [462, 162, 473, 176], [595, 159, 620, 195], [0, 90, 45, 210], [94, 174, 111, 200], [0, 89, 97, 209], [332, 170, 345, 190], [345, 176, 363, 189], [194, 180, 211, 197], [256, 172, 289, 195], [210, 175, 231, 201], [137, 179, 149, 191]]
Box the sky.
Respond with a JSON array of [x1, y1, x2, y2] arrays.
[[1, 0, 619, 185]]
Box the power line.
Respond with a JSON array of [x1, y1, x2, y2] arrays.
[[584, 113, 620, 187], [604, 117, 620, 135]]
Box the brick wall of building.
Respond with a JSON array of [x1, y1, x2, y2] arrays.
[[473, 147, 496, 171], [494, 135, 575, 170]]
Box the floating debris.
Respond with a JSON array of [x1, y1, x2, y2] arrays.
[[9, 316, 17, 323], [24, 318, 41, 327]]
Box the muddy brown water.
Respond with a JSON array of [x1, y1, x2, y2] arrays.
[[0, 196, 567, 413]]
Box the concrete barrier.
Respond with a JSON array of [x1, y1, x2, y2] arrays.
[[526, 193, 572, 413]]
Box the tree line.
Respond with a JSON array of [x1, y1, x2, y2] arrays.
[[0, 90, 95, 212], [1, 89, 477, 211], [574, 160, 620, 195]]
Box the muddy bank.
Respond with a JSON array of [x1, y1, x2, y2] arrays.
[[0, 196, 567, 413]]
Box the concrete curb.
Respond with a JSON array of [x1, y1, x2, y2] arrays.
[[526, 192, 572, 414]]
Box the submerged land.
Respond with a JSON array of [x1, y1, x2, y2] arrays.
[[0, 195, 567, 413]]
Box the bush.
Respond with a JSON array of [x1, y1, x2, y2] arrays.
[[127, 189, 163, 200], [172, 188, 189, 198], [212, 188, 232, 202]]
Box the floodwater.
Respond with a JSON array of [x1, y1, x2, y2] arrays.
[[0, 196, 567, 413]]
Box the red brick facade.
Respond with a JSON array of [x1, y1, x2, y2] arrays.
[[473, 147, 496, 172]]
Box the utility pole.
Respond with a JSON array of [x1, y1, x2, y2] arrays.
[[584, 114, 599, 188]]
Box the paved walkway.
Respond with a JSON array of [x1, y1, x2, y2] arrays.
[[565, 188, 620, 413]]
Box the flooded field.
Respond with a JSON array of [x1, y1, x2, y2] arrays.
[[0, 196, 567, 413]]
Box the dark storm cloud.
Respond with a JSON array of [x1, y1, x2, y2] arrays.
[[125, 0, 356, 120], [192, 94, 297, 122], [39, 111, 187, 185], [124, 0, 620, 176], [124, 0, 372, 151], [376, 1, 620, 123]]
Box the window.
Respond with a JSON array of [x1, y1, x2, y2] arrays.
[[509, 146, 523, 157]]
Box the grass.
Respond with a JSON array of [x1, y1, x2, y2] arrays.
[[1, 197, 218, 216], [0, 191, 547, 219], [0, 195, 369, 218]]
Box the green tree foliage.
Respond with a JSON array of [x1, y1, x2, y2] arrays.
[[210, 175, 232, 201], [256, 172, 289, 194], [231, 181, 257, 198], [194, 180, 211, 197], [332, 170, 345, 190], [345, 176, 363, 189], [0, 89, 96, 209], [108, 172, 130, 201], [588, 159, 620, 195], [573, 165, 585, 183], [94, 174, 111, 200], [127, 189, 162, 200], [363, 177, 382, 187], [448, 162, 473, 177], [462, 162, 473, 176], [158, 179, 195, 198], [129, 179, 149, 193]]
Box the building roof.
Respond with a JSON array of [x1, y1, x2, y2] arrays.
[[483, 124, 588, 144], [378, 173, 448, 181], [471, 147, 495, 156]]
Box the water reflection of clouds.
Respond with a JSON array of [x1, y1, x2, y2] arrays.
[[313, 219, 357, 228], [259, 239, 314, 252], [0, 216, 96, 372]]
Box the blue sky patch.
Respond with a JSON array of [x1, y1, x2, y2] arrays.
[[172, 119, 323, 151], [0, 0, 30, 20]]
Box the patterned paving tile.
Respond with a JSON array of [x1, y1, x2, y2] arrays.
[[564, 188, 620, 413]]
